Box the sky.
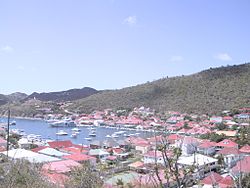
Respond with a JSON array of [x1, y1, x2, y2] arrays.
[[0, 0, 249, 94]]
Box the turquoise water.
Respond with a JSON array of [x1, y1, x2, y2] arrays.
[[0, 117, 150, 145]]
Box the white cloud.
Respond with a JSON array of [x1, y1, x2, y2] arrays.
[[0, 45, 14, 53], [170, 55, 183, 62], [214, 53, 232, 61], [123, 16, 137, 26]]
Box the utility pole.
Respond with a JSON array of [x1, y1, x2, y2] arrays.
[[6, 108, 10, 158]]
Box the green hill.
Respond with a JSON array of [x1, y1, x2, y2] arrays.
[[70, 63, 250, 114]]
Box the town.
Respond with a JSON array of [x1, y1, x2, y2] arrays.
[[0, 106, 249, 187]]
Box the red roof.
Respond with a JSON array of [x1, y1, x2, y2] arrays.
[[239, 145, 250, 153], [42, 160, 81, 174], [63, 153, 96, 162], [126, 137, 149, 145], [198, 141, 216, 149], [0, 137, 7, 144], [217, 147, 241, 155], [144, 150, 163, 158], [48, 140, 73, 149], [216, 139, 238, 148], [232, 156, 250, 174], [106, 156, 117, 161], [0, 146, 6, 152], [32, 146, 48, 152], [201, 172, 223, 185], [168, 134, 183, 141], [201, 173, 234, 187], [218, 175, 234, 188], [61, 146, 88, 154]]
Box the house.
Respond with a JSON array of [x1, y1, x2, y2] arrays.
[[216, 130, 237, 137], [1, 148, 61, 163], [63, 153, 96, 165], [167, 134, 183, 145], [197, 141, 216, 155], [88, 149, 109, 161], [48, 140, 73, 149], [0, 137, 7, 148], [18, 138, 33, 149], [60, 146, 88, 154], [128, 161, 144, 171], [216, 139, 238, 150], [217, 147, 241, 168], [89, 140, 102, 149], [143, 150, 166, 165], [201, 172, 234, 188], [178, 154, 218, 178], [210, 116, 223, 123], [38, 147, 69, 158], [42, 159, 81, 174], [239, 145, 250, 156], [177, 136, 200, 155], [135, 142, 151, 154], [231, 156, 250, 177]]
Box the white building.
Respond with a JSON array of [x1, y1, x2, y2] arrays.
[[178, 154, 218, 178]]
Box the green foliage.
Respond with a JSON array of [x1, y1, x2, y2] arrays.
[[0, 159, 53, 188], [216, 123, 227, 130], [235, 127, 250, 146], [200, 133, 226, 142], [116, 178, 125, 187], [69, 63, 250, 115], [9, 133, 22, 148], [65, 162, 103, 188], [241, 173, 250, 188]]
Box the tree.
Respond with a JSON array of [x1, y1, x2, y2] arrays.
[[241, 173, 250, 188], [151, 136, 195, 188], [64, 162, 103, 188], [0, 159, 53, 188]]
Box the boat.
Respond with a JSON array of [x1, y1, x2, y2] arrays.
[[71, 127, 81, 132], [84, 137, 92, 141], [71, 133, 77, 138], [10, 121, 16, 125], [56, 130, 68, 136], [106, 135, 111, 138], [111, 134, 119, 138], [114, 131, 126, 135], [89, 131, 96, 137], [49, 120, 65, 127]]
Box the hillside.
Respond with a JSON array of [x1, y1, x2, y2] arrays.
[[6, 92, 28, 102], [70, 63, 250, 114], [0, 94, 9, 106], [24, 87, 98, 102]]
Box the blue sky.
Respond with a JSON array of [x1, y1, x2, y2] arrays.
[[0, 0, 249, 94]]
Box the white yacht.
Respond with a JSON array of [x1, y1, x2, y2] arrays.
[[84, 137, 92, 141], [56, 130, 68, 136]]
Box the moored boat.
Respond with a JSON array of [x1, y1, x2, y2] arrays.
[[56, 130, 68, 136]]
